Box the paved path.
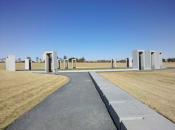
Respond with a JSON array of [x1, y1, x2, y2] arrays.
[[7, 73, 116, 130]]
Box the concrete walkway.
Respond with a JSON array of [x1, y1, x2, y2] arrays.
[[7, 73, 116, 130]]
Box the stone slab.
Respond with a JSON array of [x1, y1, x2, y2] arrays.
[[44, 51, 57, 73], [89, 72, 120, 90], [25, 59, 31, 70], [89, 72, 110, 92], [109, 100, 156, 129], [102, 89, 134, 107], [6, 55, 16, 71], [89, 72, 175, 130], [89, 72, 134, 104], [121, 114, 175, 130]]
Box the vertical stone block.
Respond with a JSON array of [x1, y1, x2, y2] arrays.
[[6, 55, 16, 71], [44, 51, 57, 73]]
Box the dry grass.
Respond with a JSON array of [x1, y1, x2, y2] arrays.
[[76, 62, 126, 69], [0, 70, 69, 130], [0, 63, 44, 71], [0, 62, 174, 70], [100, 70, 175, 123], [0, 62, 127, 70], [164, 62, 175, 68]]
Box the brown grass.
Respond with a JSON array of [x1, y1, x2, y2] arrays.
[[99, 70, 175, 123], [0, 62, 127, 70], [76, 62, 126, 69], [0, 70, 69, 130], [164, 62, 175, 68], [0, 63, 44, 71], [1, 62, 174, 70]]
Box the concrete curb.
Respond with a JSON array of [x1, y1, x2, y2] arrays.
[[89, 72, 175, 130]]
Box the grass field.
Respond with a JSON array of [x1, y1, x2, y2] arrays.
[[0, 62, 174, 70], [0, 70, 69, 130], [0, 63, 45, 71], [0, 62, 127, 70], [164, 62, 175, 68], [100, 70, 175, 123]]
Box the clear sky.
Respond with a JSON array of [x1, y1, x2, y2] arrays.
[[0, 0, 175, 60]]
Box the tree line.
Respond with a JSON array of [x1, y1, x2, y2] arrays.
[[163, 58, 175, 62], [1, 57, 175, 63]]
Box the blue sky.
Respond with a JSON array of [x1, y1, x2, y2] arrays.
[[0, 0, 175, 60]]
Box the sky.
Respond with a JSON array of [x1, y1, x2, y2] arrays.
[[0, 0, 175, 60]]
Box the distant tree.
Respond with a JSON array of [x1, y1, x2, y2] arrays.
[[63, 55, 67, 59], [167, 58, 175, 62], [78, 57, 85, 62], [17, 58, 21, 63], [68, 57, 77, 62], [26, 57, 31, 60], [0, 58, 5, 63], [36, 57, 39, 62], [97, 60, 109, 62]]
